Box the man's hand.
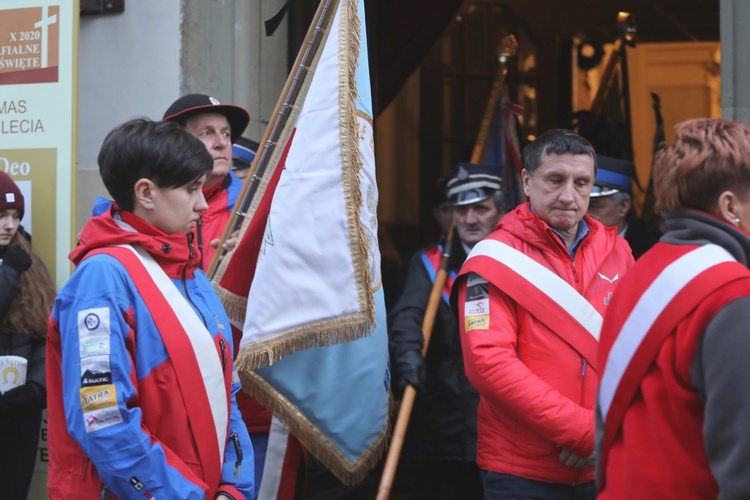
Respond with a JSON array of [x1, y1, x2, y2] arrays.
[[584, 451, 596, 468], [209, 230, 241, 252], [558, 448, 593, 468]]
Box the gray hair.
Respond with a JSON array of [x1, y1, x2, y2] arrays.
[[610, 191, 631, 205], [523, 129, 596, 176]]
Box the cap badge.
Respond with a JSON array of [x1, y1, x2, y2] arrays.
[[457, 166, 469, 180], [209, 97, 221, 105], [5, 193, 15, 203]]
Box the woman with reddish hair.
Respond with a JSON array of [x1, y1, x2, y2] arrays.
[[597, 118, 750, 499]]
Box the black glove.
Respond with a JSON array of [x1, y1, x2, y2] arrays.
[[1, 245, 32, 274], [395, 350, 426, 394], [1, 383, 44, 414]]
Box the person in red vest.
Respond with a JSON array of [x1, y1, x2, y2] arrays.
[[454, 129, 634, 499], [597, 118, 750, 499], [389, 163, 503, 499]]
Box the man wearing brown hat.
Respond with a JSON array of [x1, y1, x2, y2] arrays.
[[162, 94, 251, 269], [389, 163, 503, 499]]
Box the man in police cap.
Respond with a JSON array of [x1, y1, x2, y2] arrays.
[[388, 163, 503, 499], [231, 136, 259, 181], [163, 93, 250, 269], [587, 155, 660, 259]]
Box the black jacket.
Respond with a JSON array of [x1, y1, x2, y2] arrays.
[[0, 252, 46, 414], [624, 212, 661, 260], [388, 237, 478, 461]]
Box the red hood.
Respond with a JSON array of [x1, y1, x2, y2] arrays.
[[70, 208, 201, 278]]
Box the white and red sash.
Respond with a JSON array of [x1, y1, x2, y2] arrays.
[[89, 244, 229, 489], [598, 243, 750, 464], [462, 239, 603, 371]]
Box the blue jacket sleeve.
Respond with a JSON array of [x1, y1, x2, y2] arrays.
[[217, 364, 255, 499]]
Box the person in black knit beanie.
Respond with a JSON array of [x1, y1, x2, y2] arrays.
[[0, 171, 56, 500]]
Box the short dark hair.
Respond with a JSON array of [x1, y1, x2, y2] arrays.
[[98, 118, 213, 211], [522, 128, 597, 176]]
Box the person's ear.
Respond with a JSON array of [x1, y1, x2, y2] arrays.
[[618, 197, 632, 218], [134, 178, 157, 211], [717, 190, 741, 226], [522, 169, 532, 197]]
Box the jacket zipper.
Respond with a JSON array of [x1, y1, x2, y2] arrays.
[[219, 338, 228, 371], [580, 357, 588, 406], [230, 430, 243, 478]]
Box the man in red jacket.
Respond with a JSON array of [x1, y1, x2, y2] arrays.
[[454, 129, 634, 499]]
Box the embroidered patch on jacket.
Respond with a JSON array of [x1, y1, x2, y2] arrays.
[[83, 405, 123, 433], [80, 356, 112, 387], [79, 334, 110, 358], [464, 299, 490, 331], [464, 273, 490, 330], [466, 272, 489, 301], [78, 307, 111, 336], [465, 316, 489, 331], [78, 308, 113, 387], [80, 384, 117, 413]]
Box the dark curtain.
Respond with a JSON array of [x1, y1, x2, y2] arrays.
[[365, 0, 463, 115], [289, 0, 463, 116]]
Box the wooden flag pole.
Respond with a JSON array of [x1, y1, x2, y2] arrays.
[[377, 34, 519, 500], [376, 227, 454, 500], [470, 35, 518, 164], [589, 12, 636, 115]]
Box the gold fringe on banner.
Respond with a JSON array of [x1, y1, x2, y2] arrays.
[[241, 367, 393, 486]]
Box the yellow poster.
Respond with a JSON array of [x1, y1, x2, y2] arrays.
[[0, 2, 78, 499], [0, 5, 60, 85], [0, 1, 78, 288]]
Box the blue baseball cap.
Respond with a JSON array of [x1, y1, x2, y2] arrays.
[[232, 136, 259, 170]]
